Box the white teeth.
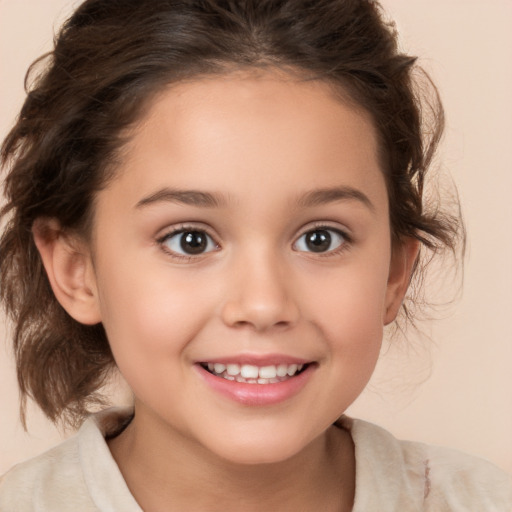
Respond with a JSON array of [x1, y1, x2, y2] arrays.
[[226, 364, 240, 376], [287, 364, 298, 376], [259, 365, 277, 379], [240, 364, 259, 379], [204, 361, 307, 383], [214, 363, 226, 374], [276, 364, 288, 377]]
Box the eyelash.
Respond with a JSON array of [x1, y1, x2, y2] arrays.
[[156, 223, 352, 261], [293, 224, 352, 257], [156, 225, 219, 261]]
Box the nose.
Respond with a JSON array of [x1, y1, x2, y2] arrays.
[[220, 250, 300, 332]]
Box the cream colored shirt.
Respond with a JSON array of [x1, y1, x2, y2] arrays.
[[1, 408, 510, 511]]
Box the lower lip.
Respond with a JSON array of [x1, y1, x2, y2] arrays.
[[196, 364, 315, 406]]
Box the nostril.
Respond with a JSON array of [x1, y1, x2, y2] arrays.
[[220, 278, 300, 331], [230, 318, 293, 332], [221, 299, 299, 331]]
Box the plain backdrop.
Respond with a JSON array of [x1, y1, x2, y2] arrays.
[[1, 0, 511, 474]]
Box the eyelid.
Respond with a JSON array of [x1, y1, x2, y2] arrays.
[[292, 222, 352, 255], [296, 221, 352, 240], [156, 223, 220, 259], [156, 222, 217, 240]]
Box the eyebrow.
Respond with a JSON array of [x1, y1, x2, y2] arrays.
[[296, 186, 375, 212], [136, 188, 226, 209], [135, 185, 374, 212]]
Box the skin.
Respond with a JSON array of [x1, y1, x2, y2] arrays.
[[34, 70, 418, 511]]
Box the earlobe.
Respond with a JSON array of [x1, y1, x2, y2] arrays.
[[32, 218, 102, 325], [384, 238, 420, 325]]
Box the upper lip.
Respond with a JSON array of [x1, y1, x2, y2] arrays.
[[196, 354, 313, 366]]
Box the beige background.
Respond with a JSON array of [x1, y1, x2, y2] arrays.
[[1, 0, 511, 474]]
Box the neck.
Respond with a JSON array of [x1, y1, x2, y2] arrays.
[[108, 408, 355, 512]]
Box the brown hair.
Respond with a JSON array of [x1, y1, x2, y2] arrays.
[[0, 0, 463, 427]]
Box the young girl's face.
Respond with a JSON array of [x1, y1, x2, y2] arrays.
[[75, 70, 414, 464]]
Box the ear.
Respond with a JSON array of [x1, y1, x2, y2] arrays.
[[32, 218, 102, 325], [384, 237, 420, 325]]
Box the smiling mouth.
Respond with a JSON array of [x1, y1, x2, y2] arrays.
[[199, 362, 309, 384]]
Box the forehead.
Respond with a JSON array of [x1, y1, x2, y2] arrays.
[[100, 70, 385, 214]]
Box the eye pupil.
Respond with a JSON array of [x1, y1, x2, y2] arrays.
[[181, 231, 207, 254], [306, 230, 331, 252]]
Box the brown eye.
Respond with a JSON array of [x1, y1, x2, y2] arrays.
[[294, 228, 346, 253], [162, 230, 217, 256], [181, 231, 207, 254]]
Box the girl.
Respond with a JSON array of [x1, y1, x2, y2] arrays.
[[0, 0, 510, 510]]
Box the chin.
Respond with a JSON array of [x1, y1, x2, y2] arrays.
[[202, 430, 314, 467]]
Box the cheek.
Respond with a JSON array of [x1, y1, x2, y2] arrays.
[[96, 271, 211, 406], [95, 259, 213, 360], [299, 250, 390, 385], [323, 286, 384, 370], [307, 259, 390, 335]]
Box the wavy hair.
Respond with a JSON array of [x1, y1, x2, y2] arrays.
[[0, 0, 463, 427]]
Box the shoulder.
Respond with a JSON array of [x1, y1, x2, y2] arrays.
[[0, 407, 138, 512], [417, 441, 512, 510], [0, 433, 96, 511], [339, 416, 512, 512]]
